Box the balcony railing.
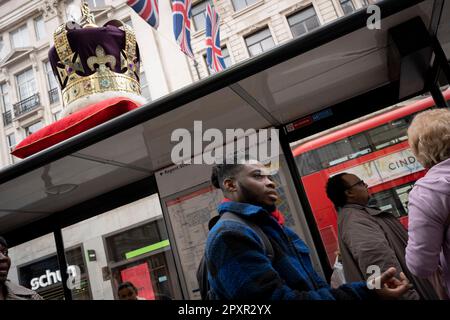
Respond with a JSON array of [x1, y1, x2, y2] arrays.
[[13, 93, 40, 117], [49, 88, 59, 104], [2, 110, 12, 126]]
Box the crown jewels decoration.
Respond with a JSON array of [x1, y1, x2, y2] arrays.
[[50, 1, 141, 109]]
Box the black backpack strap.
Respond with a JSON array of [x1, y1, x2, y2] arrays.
[[195, 254, 208, 300], [221, 211, 274, 261]]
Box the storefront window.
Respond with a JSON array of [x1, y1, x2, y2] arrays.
[[105, 219, 178, 300], [60, 194, 183, 300], [109, 251, 175, 300], [105, 219, 167, 263]]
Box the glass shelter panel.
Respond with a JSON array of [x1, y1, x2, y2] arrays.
[[61, 194, 183, 300]]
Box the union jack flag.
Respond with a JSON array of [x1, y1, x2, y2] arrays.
[[172, 0, 194, 58], [205, 3, 226, 73], [127, 0, 159, 29]]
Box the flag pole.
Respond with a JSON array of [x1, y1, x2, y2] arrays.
[[192, 58, 201, 80]]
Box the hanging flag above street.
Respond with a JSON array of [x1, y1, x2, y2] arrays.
[[205, 3, 226, 73], [127, 0, 160, 29], [172, 0, 194, 58]]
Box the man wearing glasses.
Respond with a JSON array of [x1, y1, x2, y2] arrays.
[[326, 173, 438, 300]]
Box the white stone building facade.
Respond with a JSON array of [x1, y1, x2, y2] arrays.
[[188, 0, 375, 80]]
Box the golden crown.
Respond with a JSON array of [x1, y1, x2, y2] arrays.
[[50, 2, 141, 108]]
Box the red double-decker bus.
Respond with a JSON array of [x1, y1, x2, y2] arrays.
[[292, 89, 450, 264]]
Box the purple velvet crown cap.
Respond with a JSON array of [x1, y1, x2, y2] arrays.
[[48, 24, 140, 89]]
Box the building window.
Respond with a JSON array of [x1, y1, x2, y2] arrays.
[[105, 219, 178, 300], [65, 0, 78, 20], [360, 0, 376, 6], [0, 83, 10, 110], [45, 61, 59, 104], [192, 1, 207, 31], [65, 0, 73, 17], [7, 133, 16, 164], [221, 46, 231, 68], [1, 83, 12, 126], [203, 46, 231, 75], [340, 0, 355, 15], [87, 0, 106, 8], [232, 0, 258, 12], [203, 54, 209, 76], [25, 121, 43, 136], [287, 7, 320, 38], [0, 37, 8, 61], [34, 16, 47, 41], [16, 68, 37, 101], [245, 27, 275, 57], [15, 69, 39, 116], [45, 61, 58, 90], [140, 72, 151, 102], [7, 133, 16, 150], [123, 17, 133, 27], [53, 111, 62, 122], [10, 25, 30, 49]]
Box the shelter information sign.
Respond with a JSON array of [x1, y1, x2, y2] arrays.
[[165, 185, 223, 299]]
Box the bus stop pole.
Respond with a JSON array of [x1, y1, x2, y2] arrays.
[[278, 127, 333, 280], [427, 53, 449, 109], [431, 37, 450, 85], [54, 228, 73, 301], [430, 83, 449, 109]]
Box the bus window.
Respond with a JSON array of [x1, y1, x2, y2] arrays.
[[295, 150, 321, 176], [295, 133, 372, 176], [396, 184, 413, 212], [367, 120, 410, 150], [290, 89, 450, 265], [369, 188, 406, 217], [316, 139, 353, 168], [347, 133, 372, 159], [369, 182, 414, 216]]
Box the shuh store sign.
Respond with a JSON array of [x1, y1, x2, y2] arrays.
[[19, 252, 82, 292], [30, 265, 79, 290]]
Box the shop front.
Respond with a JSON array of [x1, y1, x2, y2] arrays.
[[104, 218, 181, 300]]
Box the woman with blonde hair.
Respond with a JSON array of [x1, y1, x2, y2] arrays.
[[406, 108, 450, 299]]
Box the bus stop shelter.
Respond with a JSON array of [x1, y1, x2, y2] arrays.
[[1, 0, 450, 300]]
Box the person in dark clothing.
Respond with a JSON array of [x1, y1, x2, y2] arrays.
[[326, 173, 439, 300], [0, 236, 42, 300], [204, 160, 411, 300]]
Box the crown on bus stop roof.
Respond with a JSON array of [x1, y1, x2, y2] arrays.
[[48, 1, 145, 116]]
